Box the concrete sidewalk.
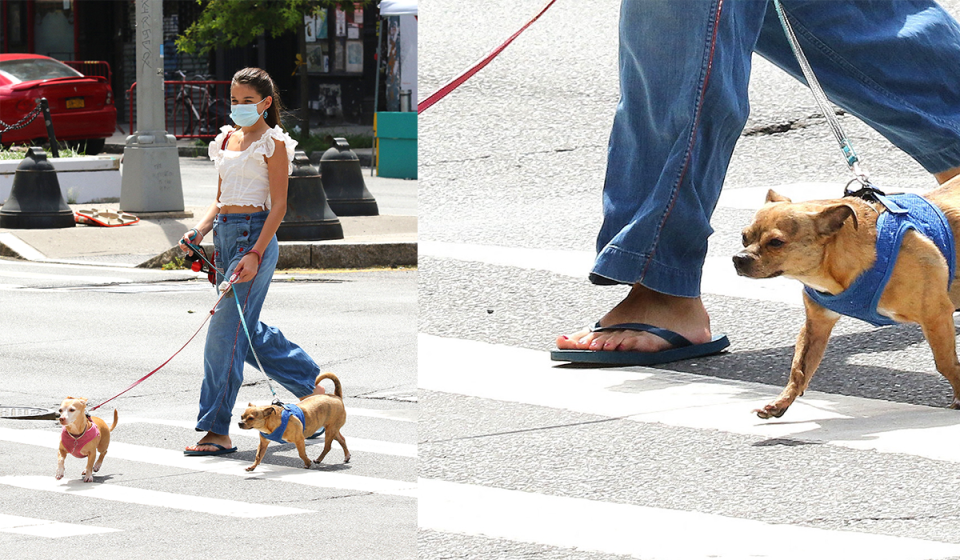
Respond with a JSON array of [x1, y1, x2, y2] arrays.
[[0, 134, 416, 270]]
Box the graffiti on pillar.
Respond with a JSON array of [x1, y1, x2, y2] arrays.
[[140, 0, 153, 72], [385, 17, 401, 112]]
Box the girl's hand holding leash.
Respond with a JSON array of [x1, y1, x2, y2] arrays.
[[179, 228, 203, 256], [232, 249, 262, 284]]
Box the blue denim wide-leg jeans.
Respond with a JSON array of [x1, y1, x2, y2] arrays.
[[196, 210, 319, 435], [594, 0, 960, 296]]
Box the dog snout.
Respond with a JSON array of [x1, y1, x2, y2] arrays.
[[733, 252, 755, 276]]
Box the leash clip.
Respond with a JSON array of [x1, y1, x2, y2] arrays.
[[271, 398, 285, 407], [843, 178, 906, 214]]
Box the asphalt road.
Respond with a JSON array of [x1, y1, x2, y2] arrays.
[[420, 0, 960, 558], [0, 262, 416, 558]]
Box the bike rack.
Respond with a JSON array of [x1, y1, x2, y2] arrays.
[[126, 79, 232, 139]]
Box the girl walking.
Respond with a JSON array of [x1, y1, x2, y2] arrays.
[[179, 67, 324, 456]]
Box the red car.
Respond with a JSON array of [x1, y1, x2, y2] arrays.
[[0, 54, 116, 155]]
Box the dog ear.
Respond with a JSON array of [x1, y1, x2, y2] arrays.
[[264, 407, 276, 417], [815, 203, 859, 236], [766, 190, 792, 204]]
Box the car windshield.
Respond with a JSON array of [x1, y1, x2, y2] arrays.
[[0, 58, 82, 83]]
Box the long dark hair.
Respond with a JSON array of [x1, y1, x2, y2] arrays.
[[231, 67, 284, 129]]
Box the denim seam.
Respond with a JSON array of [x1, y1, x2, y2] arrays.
[[787, 11, 960, 155], [641, 0, 724, 284]]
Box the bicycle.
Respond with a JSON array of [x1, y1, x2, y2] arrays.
[[165, 71, 228, 136]]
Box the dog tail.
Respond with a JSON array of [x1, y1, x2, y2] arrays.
[[109, 409, 118, 431], [315, 372, 343, 398]]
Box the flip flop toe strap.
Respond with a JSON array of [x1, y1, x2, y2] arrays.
[[591, 322, 693, 349]]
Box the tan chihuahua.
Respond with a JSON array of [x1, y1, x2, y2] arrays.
[[734, 184, 960, 419], [238, 372, 350, 472], [56, 397, 118, 482]]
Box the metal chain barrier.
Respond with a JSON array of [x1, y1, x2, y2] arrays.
[[0, 104, 43, 144]]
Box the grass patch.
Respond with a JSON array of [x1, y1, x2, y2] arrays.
[[162, 255, 187, 270], [0, 144, 85, 160]]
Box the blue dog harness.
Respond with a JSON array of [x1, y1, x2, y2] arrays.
[[805, 193, 955, 327], [263, 404, 307, 443]]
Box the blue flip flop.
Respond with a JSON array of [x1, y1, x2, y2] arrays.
[[184, 443, 238, 456], [550, 322, 730, 366]]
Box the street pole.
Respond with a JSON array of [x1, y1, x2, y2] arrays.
[[299, 13, 310, 138], [119, 0, 186, 215]]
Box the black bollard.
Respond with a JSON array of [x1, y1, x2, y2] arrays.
[[320, 138, 379, 216], [0, 147, 75, 229], [277, 151, 344, 241]]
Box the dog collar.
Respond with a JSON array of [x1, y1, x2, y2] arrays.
[[61, 422, 100, 458], [805, 193, 955, 327], [263, 404, 306, 443]]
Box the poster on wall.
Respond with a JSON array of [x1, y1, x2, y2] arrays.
[[353, 3, 364, 25], [335, 9, 347, 37], [304, 14, 316, 42], [306, 44, 328, 73], [317, 9, 329, 39], [348, 24, 360, 39], [346, 41, 363, 73]]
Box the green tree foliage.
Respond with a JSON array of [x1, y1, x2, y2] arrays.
[[176, 0, 369, 55]]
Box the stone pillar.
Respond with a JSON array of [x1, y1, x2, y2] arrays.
[[119, 0, 187, 215]]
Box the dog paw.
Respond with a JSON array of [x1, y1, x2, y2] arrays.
[[344, 455, 351, 463], [82, 475, 94, 483], [754, 404, 789, 419], [950, 398, 960, 410], [55, 473, 63, 480], [245, 465, 257, 472], [302, 462, 312, 469]]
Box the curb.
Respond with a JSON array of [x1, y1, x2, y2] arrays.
[[138, 241, 417, 270]]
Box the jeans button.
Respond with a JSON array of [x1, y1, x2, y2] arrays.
[[242, 231, 248, 236]]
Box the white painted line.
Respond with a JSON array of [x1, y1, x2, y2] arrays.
[[419, 335, 960, 463], [0, 427, 417, 498], [123, 416, 417, 458], [419, 478, 960, 560], [419, 241, 595, 278], [0, 233, 46, 261], [717, 183, 928, 210], [346, 407, 418, 423], [418, 242, 807, 306], [0, 476, 307, 518], [0, 513, 119, 538]]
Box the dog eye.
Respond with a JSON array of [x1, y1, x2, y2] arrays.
[[767, 238, 785, 248]]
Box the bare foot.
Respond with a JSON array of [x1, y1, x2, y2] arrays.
[[300, 381, 326, 400], [556, 284, 712, 353], [185, 432, 233, 453]]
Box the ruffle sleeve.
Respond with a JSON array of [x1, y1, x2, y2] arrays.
[[208, 125, 236, 169], [252, 125, 298, 174]]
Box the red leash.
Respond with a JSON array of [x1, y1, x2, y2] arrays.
[[418, 0, 557, 114], [90, 288, 232, 411]]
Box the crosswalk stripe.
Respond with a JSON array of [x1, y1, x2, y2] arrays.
[[419, 334, 960, 464], [419, 478, 960, 559], [0, 476, 308, 518], [0, 513, 119, 538], [0, 427, 417, 498], [123, 416, 417, 457], [419, 241, 806, 306], [419, 184, 935, 308]]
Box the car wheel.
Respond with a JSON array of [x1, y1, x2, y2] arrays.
[[72, 138, 105, 155]]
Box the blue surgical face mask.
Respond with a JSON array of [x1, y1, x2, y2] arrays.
[[230, 98, 268, 127]]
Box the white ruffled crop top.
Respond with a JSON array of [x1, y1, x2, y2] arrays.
[[208, 125, 298, 210]]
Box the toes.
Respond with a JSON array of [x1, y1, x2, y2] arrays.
[[754, 404, 788, 419], [556, 328, 593, 349]]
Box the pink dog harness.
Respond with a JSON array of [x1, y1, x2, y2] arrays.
[[61, 422, 99, 458]]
